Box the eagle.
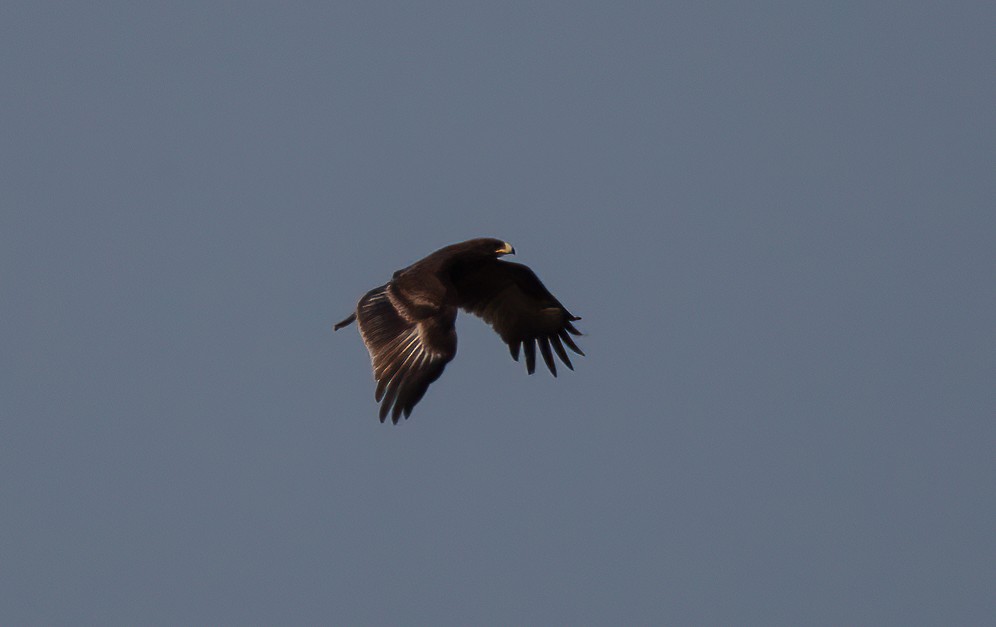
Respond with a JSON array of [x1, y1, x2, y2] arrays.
[[334, 238, 584, 423]]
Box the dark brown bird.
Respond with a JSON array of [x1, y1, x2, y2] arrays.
[[334, 238, 584, 423]]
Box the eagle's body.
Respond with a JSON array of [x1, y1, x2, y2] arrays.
[[334, 238, 583, 423]]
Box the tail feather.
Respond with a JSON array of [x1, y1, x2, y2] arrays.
[[333, 312, 357, 331]]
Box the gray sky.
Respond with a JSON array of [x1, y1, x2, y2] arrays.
[[1, 2, 993, 624]]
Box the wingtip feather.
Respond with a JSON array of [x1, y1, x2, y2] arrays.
[[538, 337, 557, 377], [550, 335, 574, 370], [523, 339, 536, 375], [333, 312, 357, 331], [559, 329, 585, 356]]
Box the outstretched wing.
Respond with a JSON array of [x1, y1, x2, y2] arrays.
[[451, 260, 584, 376], [355, 284, 456, 423]]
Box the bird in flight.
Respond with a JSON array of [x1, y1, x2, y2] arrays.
[[334, 238, 584, 423]]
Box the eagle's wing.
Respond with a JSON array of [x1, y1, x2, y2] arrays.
[[451, 260, 583, 376], [355, 283, 456, 423]]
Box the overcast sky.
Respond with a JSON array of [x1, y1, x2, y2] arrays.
[[1, 2, 993, 624]]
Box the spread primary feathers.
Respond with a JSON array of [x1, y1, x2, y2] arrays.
[[334, 238, 584, 423]]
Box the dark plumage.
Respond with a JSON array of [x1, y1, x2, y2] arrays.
[[333, 238, 584, 423]]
